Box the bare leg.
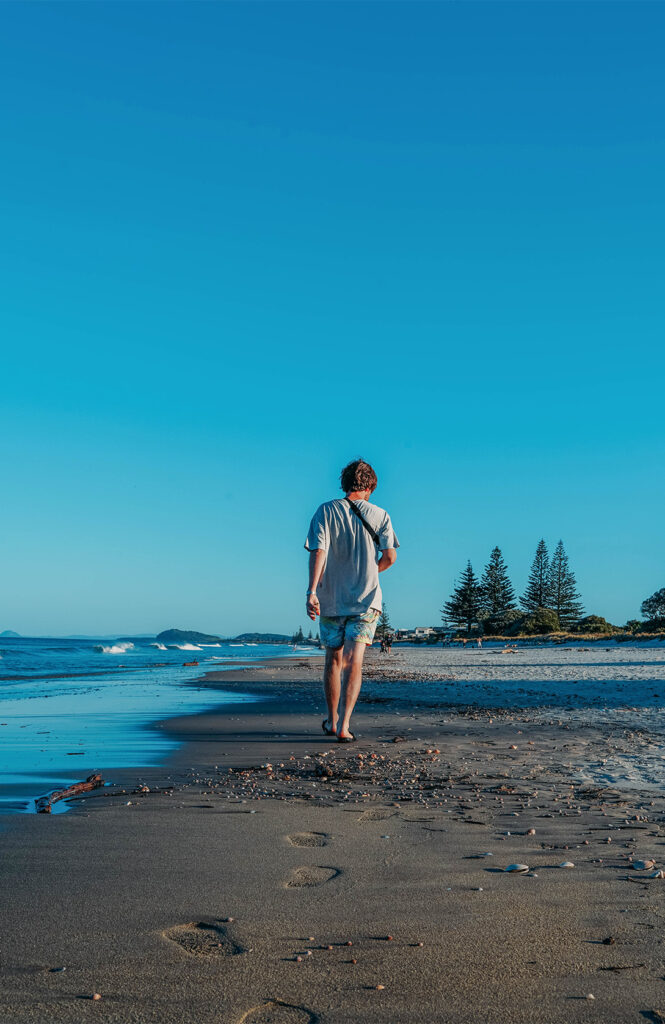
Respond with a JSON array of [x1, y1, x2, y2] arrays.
[[337, 639, 367, 739], [323, 646, 343, 732]]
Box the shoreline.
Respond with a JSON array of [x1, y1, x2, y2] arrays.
[[3, 647, 665, 1022], [0, 647, 318, 815]]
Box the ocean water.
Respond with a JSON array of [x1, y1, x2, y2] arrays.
[[0, 636, 318, 814]]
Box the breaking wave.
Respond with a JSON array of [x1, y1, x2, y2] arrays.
[[173, 643, 201, 651], [95, 642, 135, 655], [150, 643, 167, 651]]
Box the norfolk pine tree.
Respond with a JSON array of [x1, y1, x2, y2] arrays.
[[548, 540, 583, 628], [520, 540, 552, 612], [480, 547, 516, 615], [376, 602, 391, 641], [443, 561, 482, 634]]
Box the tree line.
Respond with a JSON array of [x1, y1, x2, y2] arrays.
[[443, 540, 584, 635], [292, 558, 665, 643], [292, 627, 319, 644]]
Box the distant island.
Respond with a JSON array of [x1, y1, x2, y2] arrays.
[[156, 628, 223, 644], [232, 632, 291, 643], [153, 628, 305, 645], [0, 629, 20, 637]]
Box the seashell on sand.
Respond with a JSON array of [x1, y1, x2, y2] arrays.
[[505, 863, 529, 873], [649, 870, 665, 879], [559, 861, 575, 869], [632, 859, 656, 871]]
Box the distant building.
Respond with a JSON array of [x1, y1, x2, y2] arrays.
[[391, 625, 448, 644]]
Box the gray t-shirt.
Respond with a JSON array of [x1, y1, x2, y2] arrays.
[[304, 499, 399, 617]]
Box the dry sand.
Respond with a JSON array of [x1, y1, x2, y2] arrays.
[[3, 645, 665, 1023]]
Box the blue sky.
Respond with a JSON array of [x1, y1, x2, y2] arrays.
[[1, 2, 663, 636]]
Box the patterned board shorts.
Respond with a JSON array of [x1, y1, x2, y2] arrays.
[[319, 608, 381, 649]]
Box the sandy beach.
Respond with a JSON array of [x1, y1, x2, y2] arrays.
[[3, 644, 665, 1023]]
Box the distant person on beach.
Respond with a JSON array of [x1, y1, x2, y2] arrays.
[[304, 459, 399, 742]]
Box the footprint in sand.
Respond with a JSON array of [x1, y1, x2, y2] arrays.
[[238, 1000, 318, 1023], [287, 831, 328, 848], [285, 866, 340, 888], [358, 808, 396, 823], [164, 920, 246, 957]]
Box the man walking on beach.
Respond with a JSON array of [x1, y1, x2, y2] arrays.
[[304, 459, 399, 741]]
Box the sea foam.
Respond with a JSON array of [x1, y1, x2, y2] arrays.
[[95, 642, 135, 655]]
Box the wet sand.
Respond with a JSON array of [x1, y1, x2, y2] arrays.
[[3, 646, 665, 1023]]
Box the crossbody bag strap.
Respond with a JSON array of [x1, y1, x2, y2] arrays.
[[345, 498, 381, 547]]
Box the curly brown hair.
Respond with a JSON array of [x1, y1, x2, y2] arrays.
[[340, 459, 378, 494]]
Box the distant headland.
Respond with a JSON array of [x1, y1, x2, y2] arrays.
[[151, 626, 313, 643], [155, 628, 223, 644], [153, 628, 297, 645], [0, 629, 21, 637]]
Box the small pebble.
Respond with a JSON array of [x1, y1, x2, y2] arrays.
[[296, 956, 303, 963], [376, 984, 385, 990], [92, 993, 102, 1001], [586, 993, 595, 1001], [351, 957, 357, 964], [346, 941, 353, 946]]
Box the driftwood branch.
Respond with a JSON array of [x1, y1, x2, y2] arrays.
[[36, 772, 104, 813]]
